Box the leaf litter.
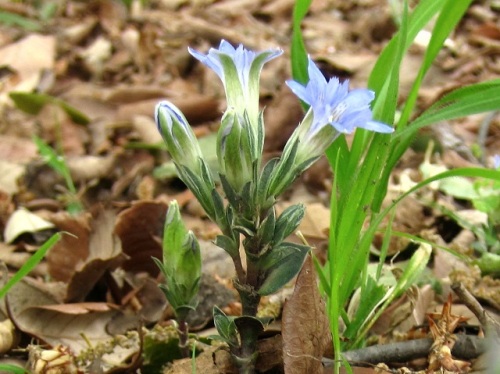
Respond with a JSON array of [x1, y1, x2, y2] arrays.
[[0, 0, 499, 372]]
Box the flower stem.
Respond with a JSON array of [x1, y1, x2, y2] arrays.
[[177, 318, 190, 358], [233, 281, 262, 374]]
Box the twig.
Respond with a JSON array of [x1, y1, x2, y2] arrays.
[[322, 335, 486, 367], [451, 282, 500, 339]]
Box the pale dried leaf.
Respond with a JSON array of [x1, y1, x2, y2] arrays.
[[0, 161, 24, 195], [0, 319, 18, 354], [0, 135, 38, 163], [66, 153, 118, 183], [282, 255, 329, 374], [0, 34, 55, 100], [4, 208, 55, 244]]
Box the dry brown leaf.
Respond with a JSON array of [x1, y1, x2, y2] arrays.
[[282, 255, 329, 374], [46, 212, 90, 283], [4, 208, 55, 244], [46, 209, 124, 302], [116, 95, 220, 125], [114, 200, 168, 276], [7, 279, 121, 355]]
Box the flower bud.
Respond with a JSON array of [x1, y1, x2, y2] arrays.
[[155, 100, 203, 173], [217, 108, 255, 193], [156, 200, 201, 312]]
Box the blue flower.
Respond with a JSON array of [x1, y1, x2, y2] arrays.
[[286, 57, 393, 136], [494, 154, 500, 169], [188, 40, 282, 125]]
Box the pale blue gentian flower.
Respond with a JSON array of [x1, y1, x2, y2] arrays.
[[188, 40, 283, 128], [286, 56, 394, 138], [268, 57, 394, 197], [494, 154, 500, 169], [189, 40, 282, 194]]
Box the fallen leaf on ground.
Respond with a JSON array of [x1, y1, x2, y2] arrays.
[[282, 255, 329, 374]]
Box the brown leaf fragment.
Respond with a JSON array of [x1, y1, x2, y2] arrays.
[[114, 201, 168, 276], [46, 210, 124, 302], [282, 255, 329, 374]]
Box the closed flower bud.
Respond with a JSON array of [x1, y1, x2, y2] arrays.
[[157, 200, 201, 312], [155, 100, 204, 174], [217, 108, 255, 193]]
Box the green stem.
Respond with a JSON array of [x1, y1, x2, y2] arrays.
[[233, 281, 262, 374], [176, 315, 190, 358]]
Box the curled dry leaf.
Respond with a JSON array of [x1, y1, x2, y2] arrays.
[[7, 279, 122, 355], [46, 209, 125, 302], [282, 255, 329, 374], [114, 200, 167, 276]]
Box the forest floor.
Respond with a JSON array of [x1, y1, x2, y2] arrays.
[[0, 0, 499, 373]]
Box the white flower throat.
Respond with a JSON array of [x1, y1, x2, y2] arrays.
[[328, 102, 347, 123]]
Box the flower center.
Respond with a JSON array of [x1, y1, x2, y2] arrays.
[[328, 102, 347, 123]]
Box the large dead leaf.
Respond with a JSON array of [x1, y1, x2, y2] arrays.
[[46, 209, 124, 302], [282, 255, 329, 374], [114, 200, 167, 276], [6, 279, 122, 355]]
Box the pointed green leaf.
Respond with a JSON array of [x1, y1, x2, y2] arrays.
[[213, 306, 239, 347], [258, 242, 310, 296], [10, 92, 90, 125]]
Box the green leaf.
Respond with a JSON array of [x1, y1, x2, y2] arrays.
[[10, 92, 90, 125], [256, 207, 276, 246], [214, 235, 238, 257], [399, 80, 500, 137], [291, 0, 313, 86], [343, 276, 387, 347], [258, 242, 310, 296], [0, 11, 41, 31], [273, 204, 305, 244], [0, 364, 28, 374], [213, 306, 239, 347], [474, 252, 500, 276]]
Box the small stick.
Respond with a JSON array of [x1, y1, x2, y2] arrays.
[[451, 282, 500, 339]]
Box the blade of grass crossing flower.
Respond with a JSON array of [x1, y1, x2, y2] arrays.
[[291, 0, 312, 85], [371, 0, 471, 213], [364, 4, 408, 134], [343, 5, 408, 201], [397, 0, 473, 131], [328, 150, 343, 372], [0, 232, 62, 300], [368, 0, 445, 94]]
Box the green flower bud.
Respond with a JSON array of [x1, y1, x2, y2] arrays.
[[157, 200, 201, 312], [155, 100, 203, 173], [217, 108, 255, 193]]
